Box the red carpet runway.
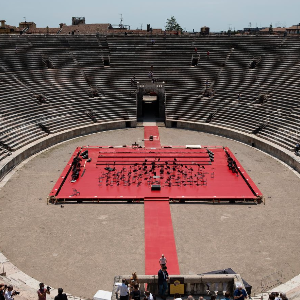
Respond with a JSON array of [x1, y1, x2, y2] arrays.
[[144, 126, 161, 148], [144, 200, 180, 275]]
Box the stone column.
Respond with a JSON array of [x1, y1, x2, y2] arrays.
[[157, 84, 165, 119], [217, 282, 224, 295], [136, 85, 144, 118], [197, 283, 206, 294], [139, 283, 145, 295], [186, 283, 191, 294], [208, 282, 215, 295]]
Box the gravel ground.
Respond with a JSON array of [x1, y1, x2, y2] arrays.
[[0, 127, 299, 299]]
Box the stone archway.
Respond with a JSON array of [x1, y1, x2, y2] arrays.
[[136, 82, 165, 120]]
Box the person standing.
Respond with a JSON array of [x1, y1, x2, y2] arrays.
[[295, 143, 300, 155], [4, 286, 17, 300], [116, 279, 129, 300], [54, 288, 68, 300], [158, 266, 169, 300], [144, 291, 153, 300], [159, 254, 167, 267], [130, 284, 140, 300], [233, 284, 247, 300], [0, 284, 6, 300], [274, 293, 281, 300], [37, 283, 50, 300], [221, 292, 231, 300], [280, 293, 288, 300]]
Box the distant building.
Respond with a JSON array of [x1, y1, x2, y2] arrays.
[[72, 17, 85, 26], [19, 21, 36, 29], [200, 26, 210, 35], [0, 20, 17, 34], [286, 24, 300, 34], [243, 27, 265, 33], [260, 27, 287, 35]]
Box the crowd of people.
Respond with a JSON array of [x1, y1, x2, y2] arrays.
[[0, 284, 20, 300], [115, 255, 288, 300], [115, 277, 154, 300], [268, 292, 288, 300], [0, 282, 68, 300], [0, 256, 289, 300]]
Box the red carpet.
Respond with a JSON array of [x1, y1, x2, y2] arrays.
[[144, 126, 161, 148], [144, 200, 180, 275]]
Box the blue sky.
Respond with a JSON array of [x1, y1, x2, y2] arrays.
[[1, 0, 300, 32]]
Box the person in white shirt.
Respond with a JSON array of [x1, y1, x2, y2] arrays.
[[144, 291, 153, 300], [4, 286, 17, 300], [116, 279, 129, 300], [159, 254, 167, 267], [174, 293, 182, 300]]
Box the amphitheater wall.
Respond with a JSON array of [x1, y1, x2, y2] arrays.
[[1, 118, 299, 182], [166, 120, 300, 174], [0, 120, 131, 180]]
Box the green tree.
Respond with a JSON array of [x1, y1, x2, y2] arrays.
[[165, 16, 183, 32]]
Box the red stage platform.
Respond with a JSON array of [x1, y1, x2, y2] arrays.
[[48, 145, 262, 203]]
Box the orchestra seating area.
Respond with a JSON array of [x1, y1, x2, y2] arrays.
[[0, 35, 300, 162]]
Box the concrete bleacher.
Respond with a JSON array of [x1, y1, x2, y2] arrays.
[[0, 34, 300, 160], [0, 35, 137, 157], [164, 36, 300, 152]]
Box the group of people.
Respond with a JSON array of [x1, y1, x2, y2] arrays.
[[115, 276, 154, 300], [0, 284, 19, 300], [37, 283, 68, 300], [169, 284, 247, 300], [115, 256, 168, 300], [193, 48, 210, 58], [158, 254, 168, 300], [117, 253, 289, 300], [268, 292, 288, 300], [0, 282, 68, 300], [156, 255, 250, 300], [1, 271, 290, 300]]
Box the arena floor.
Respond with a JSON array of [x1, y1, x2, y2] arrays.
[[0, 127, 300, 299]]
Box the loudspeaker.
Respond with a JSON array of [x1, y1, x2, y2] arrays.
[[151, 184, 161, 191]]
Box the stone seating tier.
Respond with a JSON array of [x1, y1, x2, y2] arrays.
[[1, 35, 300, 157]]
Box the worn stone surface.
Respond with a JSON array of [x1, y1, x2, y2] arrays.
[[159, 127, 300, 296], [0, 127, 300, 299]]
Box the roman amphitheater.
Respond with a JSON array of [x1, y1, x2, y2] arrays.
[[1, 33, 300, 300]]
